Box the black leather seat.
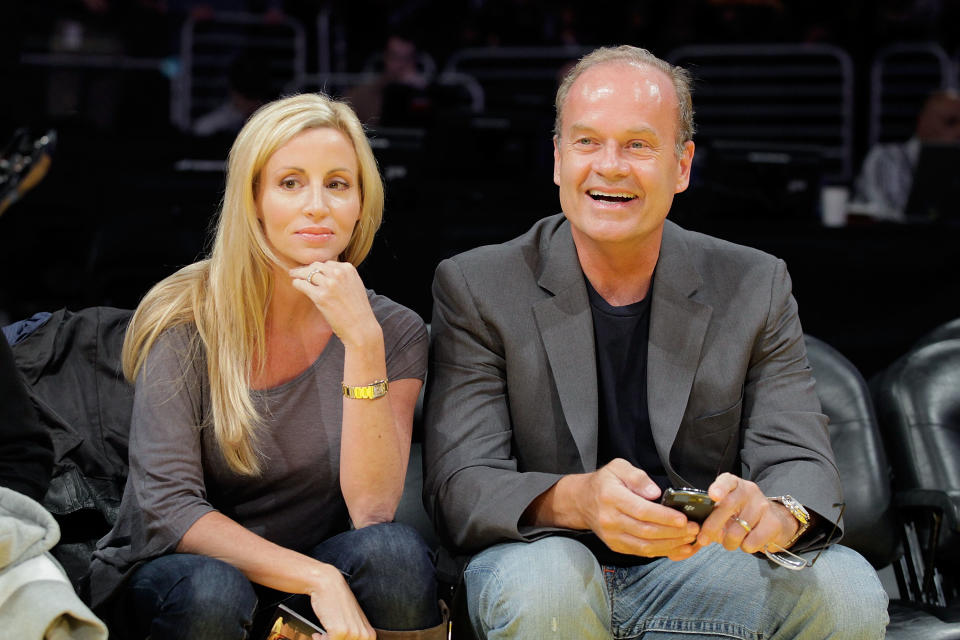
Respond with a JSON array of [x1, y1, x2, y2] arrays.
[[805, 335, 960, 638], [912, 318, 960, 350], [872, 337, 960, 605]]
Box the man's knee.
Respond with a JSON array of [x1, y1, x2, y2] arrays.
[[786, 545, 889, 638], [464, 537, 610, 638]]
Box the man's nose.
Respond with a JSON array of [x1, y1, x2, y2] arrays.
[[594, 142, 629, 177]]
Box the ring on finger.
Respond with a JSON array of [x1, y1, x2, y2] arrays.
[[733, 516, 752, 534], [307, 268, 322, 286]]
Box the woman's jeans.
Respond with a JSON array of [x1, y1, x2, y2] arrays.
[[464, 536, 889, 639], [124, 522, 440, 639]]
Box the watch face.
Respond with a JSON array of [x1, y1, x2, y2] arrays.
[[778, 496, 809, 524]]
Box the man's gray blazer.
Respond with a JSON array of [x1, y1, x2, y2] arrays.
[[423, 214, 841, 554]]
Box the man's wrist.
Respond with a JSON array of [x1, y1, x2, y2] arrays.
[[768, 495, 811, 548]]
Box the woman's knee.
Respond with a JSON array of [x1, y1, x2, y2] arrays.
[[129, 553, 257, 639], [464, 537, 610, 638], [343, 522, 436, 585], [331, 523, 440, 629]]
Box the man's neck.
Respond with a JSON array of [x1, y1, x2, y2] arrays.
[[573, 233, 661, 307]]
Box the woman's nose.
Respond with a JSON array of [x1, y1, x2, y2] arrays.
[[302, 185, 328, 217]]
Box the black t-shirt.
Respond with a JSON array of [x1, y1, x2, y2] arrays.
[[582, 277, 666, 566], [586, 278, 667, 488]]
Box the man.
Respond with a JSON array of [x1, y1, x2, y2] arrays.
[[854, 89, 960, 221], [423, 45, 888, 639], [345, 32, 429, 127]]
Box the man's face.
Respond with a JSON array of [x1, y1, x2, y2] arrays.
[[383, 36, 417, 82], [553, 62, 694, 253], [917, 94, 960, 142]]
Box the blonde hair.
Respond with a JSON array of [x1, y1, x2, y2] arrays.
[[122, 93, 384, 475], [554, 45, 695, 157]]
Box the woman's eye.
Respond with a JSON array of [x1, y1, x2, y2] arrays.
[[328, 180, 349, 190], [281, 178, 300, 189]]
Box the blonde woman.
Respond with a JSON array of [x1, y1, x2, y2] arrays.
[[89, 93, 443, 640]]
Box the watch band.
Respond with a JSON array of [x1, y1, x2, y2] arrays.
[[342, 379, 389, 400], [769, 495, 811, 548]]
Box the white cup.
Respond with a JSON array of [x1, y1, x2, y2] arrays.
[[820, 186, 849, 227]]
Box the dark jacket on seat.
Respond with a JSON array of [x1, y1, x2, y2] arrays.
[[9, 307, 134, 593]]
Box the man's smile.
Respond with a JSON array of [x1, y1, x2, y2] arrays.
[[587, 189, 638, 203]]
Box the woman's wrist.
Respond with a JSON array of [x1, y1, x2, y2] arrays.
[[340, 320, 384, 353], [305, 561, 343, 596]]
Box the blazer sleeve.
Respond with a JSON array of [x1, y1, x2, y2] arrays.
[[740, 259, 844, 545], [423, 258, 567, 552]]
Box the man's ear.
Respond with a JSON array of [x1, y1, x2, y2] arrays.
[[674, 140, 695, 194], [553, 136, 561, 187]]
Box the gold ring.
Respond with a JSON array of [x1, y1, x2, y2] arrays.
[[734, 517, 752, 534], [307, 268, 322, 286]]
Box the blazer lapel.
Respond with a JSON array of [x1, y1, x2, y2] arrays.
[[532, 221, 599, 472], [648, 222, 712, 484]]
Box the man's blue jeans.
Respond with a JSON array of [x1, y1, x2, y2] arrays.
[[125, 522, 440, 639], [464, 536, 889, 639]]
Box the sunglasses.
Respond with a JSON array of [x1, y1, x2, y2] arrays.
[[761, 503, 846, 570]]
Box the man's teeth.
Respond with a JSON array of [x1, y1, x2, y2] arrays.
[[588, 190, 637, 202]]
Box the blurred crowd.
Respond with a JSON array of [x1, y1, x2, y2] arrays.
[[3, 0, 960, 136]]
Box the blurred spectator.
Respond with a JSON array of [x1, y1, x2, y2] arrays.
[[344, 32, 431, 126], [853, 89, 960, 221], [192, 49, 276, 137]]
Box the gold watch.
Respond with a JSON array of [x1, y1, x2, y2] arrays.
[[342, 379, 389, 400], [769, 495, 811, 548]]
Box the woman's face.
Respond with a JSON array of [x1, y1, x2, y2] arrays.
[[256, 126, 362, 269]]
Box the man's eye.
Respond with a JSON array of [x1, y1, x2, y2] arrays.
[[629, 141, 647, 150], [576, 138, 592, 145]]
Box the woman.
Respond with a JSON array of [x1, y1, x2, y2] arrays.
[[89, 93, 444, 640]]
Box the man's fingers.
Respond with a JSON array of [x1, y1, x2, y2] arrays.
[[604, 458, 661, 500]]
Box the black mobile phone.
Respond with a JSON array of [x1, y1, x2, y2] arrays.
[[661, 487, 716, 523]]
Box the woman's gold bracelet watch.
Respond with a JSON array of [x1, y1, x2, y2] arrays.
[[342, 379, 389, 400]]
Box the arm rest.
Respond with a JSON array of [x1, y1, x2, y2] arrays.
[[895, 489, 960, 533]]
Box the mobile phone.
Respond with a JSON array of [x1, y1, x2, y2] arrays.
[[263, 604, 324, 640], [661, 487, 716, 523]]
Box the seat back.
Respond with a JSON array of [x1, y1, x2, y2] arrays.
[[912, 317, 960, 351], [804, 335, 900, 568], [873, 338, 960, 494], [872, 338, 960, 565]]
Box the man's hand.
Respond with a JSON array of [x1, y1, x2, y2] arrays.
[[531, 459, 701, 559], [696, 473, 799, 554]]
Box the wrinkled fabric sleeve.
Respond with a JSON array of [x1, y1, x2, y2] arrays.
[[423, 259, 565, 552], [124, 328, 215, 556], [378, 300, 429, 384], [741, 260, 843, 546]]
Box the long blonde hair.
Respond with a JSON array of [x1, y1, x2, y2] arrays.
[[122, 93, 385, 475]]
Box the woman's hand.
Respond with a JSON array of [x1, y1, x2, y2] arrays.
[[308, 563, 376, 640], [290, 261, 380, 348]]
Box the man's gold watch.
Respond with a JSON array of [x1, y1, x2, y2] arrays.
[[769, 495, 811, 548], [342, 379, 389, 400]]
